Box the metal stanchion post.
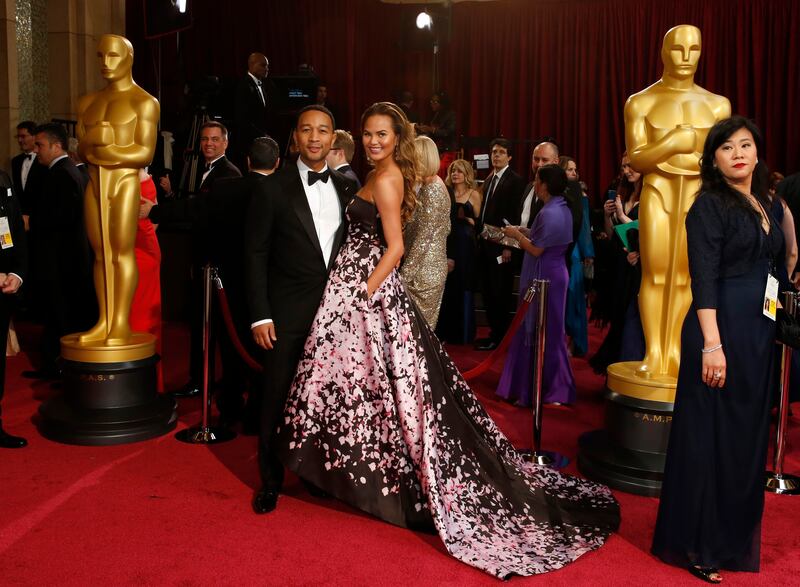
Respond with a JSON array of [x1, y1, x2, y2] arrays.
[[176, 265, 236, 444], [765, 290, 800, 494], [520, 279, 568, 469]]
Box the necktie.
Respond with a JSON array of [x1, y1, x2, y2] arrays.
[[481, 174, 498, 223], [204, 162, 213, 172], [308, 169, 330, 186]]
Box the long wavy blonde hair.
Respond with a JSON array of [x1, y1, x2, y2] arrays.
[[361, 101, 418, 224]]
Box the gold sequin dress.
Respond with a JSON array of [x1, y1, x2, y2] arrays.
[[400, 180, 451, 328]]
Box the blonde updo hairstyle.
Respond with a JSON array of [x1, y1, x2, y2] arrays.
[[414, 135, 441, 180], [445, 158, 476, 190], [361, 101, 418, 224]]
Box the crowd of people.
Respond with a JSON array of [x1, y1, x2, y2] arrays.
[[2, 44, 799, 582]]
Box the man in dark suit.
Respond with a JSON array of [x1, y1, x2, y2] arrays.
[[11, 120, 46, 228], [202, 136, 281, 431], [245, 105, 356, 513], [142, 121, 241, 398], [325, 129, 361, 189], [520, 141, 582, 260], [0, 170, 28, 448], [26, 123, 95, 378], [233, 53, 270, 169], [476, 138, 525, 350]]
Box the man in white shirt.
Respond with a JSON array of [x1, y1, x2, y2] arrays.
[[244, 105, 358, 514], [11, 120, 46, 229]]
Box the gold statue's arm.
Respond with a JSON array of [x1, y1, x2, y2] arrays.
[[91, 98, 160, 169], [624, 96, 697, 173]]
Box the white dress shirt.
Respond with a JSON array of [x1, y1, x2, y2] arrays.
[[481, 165, 508, 223], [20, 152, 35, 190], [248, 72, 266, 106], [520, 183, 536, 228], [251, 159, 342, 329], [201, 154, 226, 186]]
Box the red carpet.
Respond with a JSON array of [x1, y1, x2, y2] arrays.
[[2, 321, 799, 585]]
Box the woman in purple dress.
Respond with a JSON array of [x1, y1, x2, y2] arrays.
[[497, 164, 576, 406], [279, 105, 617, 578]]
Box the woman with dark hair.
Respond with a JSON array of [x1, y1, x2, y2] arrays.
[[652, 116, 782, 583], [497, 164, 575, 405], [560, 156, 595, 357], [279, 104, 619, 577], [589, 152, 645, 373]]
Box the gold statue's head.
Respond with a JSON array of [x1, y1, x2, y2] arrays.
[[97, 34, 134, 82], [661, 25, 701, 80]]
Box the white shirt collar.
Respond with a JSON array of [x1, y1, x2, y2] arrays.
[[297, 158, 330, 185], [493, 165, 509, 180], [251, 170, 271, 177], [49, 154, 69, 169], [334, 163, 349, 171], [247, 72, 262, 85], [205, 154, 225, 168]]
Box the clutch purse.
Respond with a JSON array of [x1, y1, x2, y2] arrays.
[[777, 307, 800, 349], [479, 224, 521, 249]]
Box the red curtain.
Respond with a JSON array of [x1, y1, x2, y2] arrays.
[[127, 0, 800, 201]]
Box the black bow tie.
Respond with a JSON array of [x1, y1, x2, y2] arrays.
[[28, 153, 35, 161], [308, 169, 330, 186]]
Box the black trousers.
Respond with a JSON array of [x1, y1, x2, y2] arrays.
[[257, 331, 307, 491], [0, 294, 12, 418], [479, 242, 516, 343]]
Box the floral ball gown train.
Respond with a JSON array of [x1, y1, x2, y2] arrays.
[[279, 195, 619, 578]]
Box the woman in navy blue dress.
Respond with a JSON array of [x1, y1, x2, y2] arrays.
[[652, 117, 782, 584]]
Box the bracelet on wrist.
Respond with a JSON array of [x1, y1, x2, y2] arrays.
[[701, 343, 722, 354]]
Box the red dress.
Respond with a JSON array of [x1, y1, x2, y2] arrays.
[[130, 176, 163, 390]]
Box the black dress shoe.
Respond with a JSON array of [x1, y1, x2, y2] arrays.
[[252, 488, 279, 514], [22, 368, 59, 380], [170, 382, 202, 398], [476, 340, 499, 351], [0, 428, 28, 448]]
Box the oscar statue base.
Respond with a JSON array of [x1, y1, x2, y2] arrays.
[[577, 361, 675, 496], [38, 346, 177, 445]]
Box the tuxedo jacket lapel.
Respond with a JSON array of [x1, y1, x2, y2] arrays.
[[288, 171, 326, 266]]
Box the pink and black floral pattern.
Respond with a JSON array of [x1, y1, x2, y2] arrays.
[[280, 197, 619, 578]]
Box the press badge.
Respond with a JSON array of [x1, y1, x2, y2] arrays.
[[0, 216, 12, 249], [763, 273, 778, 321]]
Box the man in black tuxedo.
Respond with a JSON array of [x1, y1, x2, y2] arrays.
[[11, 120, 46, 228], [245, 105, 356, 513], [27, 123, 95, 378], [142, 121, 241, 398], [476, 138, 525, 350], [325, 129, 361, 189], [233, 53, 270, 169], [202, 136, 281, 431], [0, 170, 28, 448]]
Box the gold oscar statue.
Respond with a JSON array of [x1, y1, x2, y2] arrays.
[[62, 34, 160, 363], [576, 26, 731, 495], [609, 25, 731, 402]]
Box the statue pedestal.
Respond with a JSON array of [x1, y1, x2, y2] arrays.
[[38, 334, 177, 446], [577, 361, 675, 496]]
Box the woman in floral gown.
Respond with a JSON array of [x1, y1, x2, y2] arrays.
[[279, 102, 619, 578]]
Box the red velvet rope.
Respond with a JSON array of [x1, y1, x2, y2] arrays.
[[214, 285, 264, 373], [462, 295, 533, 381]]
